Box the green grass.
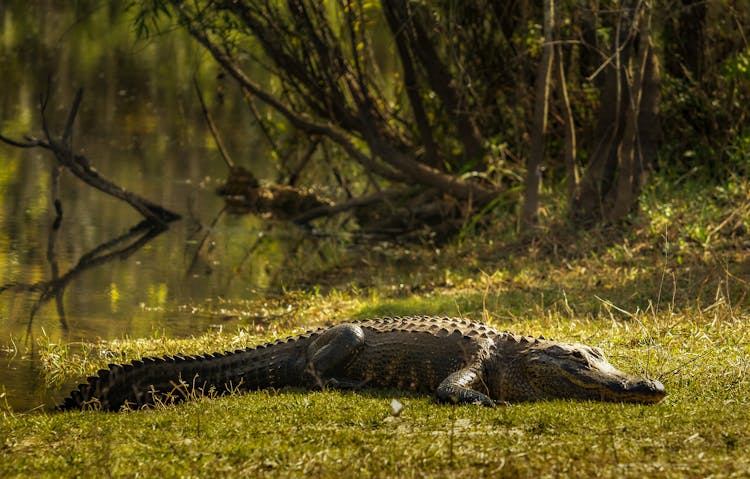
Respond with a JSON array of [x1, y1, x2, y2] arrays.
[[3, 306, 749, 478], [2, 311, 749, 478], [2, 178, 750, 477]]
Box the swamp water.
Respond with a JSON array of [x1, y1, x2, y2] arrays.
[[0, 3, 409, 410]]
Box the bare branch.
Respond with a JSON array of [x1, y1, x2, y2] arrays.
[[194, 76, 235, 168], [292, 188, 415, 224], [0, 134, 40, 148], [62, 88, 83, 147], [173, 4, 406, 182], [2, 90, 181, 226]]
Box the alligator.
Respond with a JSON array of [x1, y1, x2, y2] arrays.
[[59, 316, 666, 411]]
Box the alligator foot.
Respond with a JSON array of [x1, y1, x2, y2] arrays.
[[436, 367, 495, 406]]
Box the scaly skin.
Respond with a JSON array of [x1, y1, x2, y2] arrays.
[[58, 316, 666, 411]]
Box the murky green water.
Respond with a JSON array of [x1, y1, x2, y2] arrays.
[[0, 2, 368, 410]]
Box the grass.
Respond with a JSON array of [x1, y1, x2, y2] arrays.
[[2, 309, 749, 478], [2, 177, 750, 478]]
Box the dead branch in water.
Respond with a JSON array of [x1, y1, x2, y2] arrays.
[[0, 88, 180, 226]]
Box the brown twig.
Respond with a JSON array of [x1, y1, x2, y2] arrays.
[[62, 87, 83, 147], [193, 76, 235, 169]]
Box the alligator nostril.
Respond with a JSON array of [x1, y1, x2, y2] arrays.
[[634, 378, 666, 402], [650, 379, 666, 395]]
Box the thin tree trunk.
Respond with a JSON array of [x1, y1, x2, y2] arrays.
[[572, 6, 630, 223], [665, 0, 706, 81], [636, 43, 661, 183], [408, 2, 485, 164], [521, 0, 555, 229], [382, 0, 438, 166], [555, 37, 578, 205], [608, 3, 652, 221]]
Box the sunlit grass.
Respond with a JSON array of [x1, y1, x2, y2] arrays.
[[2, 305, 749, 477], [4, 283, 749, 477], [3, 177, 750, 477]]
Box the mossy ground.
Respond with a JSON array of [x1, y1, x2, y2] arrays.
[[2, 179, 750, 478]]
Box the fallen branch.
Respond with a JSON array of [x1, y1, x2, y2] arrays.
[[291, 188, 415, 225], [0, 88, 180, 226]]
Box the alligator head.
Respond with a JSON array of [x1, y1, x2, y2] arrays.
[[498, 339, 666, 404]]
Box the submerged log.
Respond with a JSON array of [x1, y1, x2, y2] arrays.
[[217, 166, 332, 219], [217, 166, 487, 240]]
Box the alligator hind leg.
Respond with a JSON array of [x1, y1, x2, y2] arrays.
[[304, 323, 366, 388], [436, 367, 495, 406]]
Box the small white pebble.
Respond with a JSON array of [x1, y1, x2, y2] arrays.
[[390, 399, 403, 416]]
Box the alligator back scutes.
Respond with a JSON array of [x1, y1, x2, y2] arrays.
[[352, 316, 516, 345], [58, 317, 529, 411]]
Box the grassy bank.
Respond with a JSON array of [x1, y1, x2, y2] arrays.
[[2, 308, 748, 478], [2, 178, 750, 478]]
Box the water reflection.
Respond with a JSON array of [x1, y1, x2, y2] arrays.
[[2, 220, 169, 329], [0, 2, 357, 410]]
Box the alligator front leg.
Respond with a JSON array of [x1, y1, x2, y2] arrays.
[[304, 323, 366, 388], [436, 367, 495, 406]]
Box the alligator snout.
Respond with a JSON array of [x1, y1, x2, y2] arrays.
[[604, 377, 666, 404], [629, 378, 666, 403]]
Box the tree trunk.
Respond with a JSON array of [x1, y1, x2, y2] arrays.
[[665, 0, 706, 81], [571, 0, 659, 225], [521, 0, 555, 230], [381, 0, 438, 167], [554, 23, 578, 205]]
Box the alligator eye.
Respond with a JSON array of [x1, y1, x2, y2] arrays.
[[570, 350, 586, 360]]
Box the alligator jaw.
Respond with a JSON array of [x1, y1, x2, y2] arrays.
[[563, 366, 667, 404], [597, 377, 666, 404]]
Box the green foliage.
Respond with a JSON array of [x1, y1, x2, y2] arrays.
[[721, 48, 750, 82], [130, 0, 172, 39]]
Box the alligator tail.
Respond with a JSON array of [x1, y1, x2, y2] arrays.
[[58, 336, 310, 411]]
